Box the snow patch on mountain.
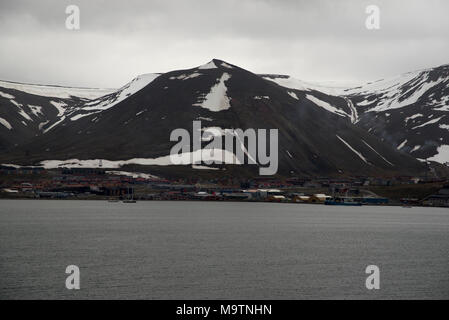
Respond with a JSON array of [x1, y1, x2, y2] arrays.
[[306, 94, 348, 117], [287, 91, 299, 100], [135, 109, 147, 116], [345, 98, 359, 123], [198, 61, 218, 70], [0, 91, 15, 99], [405, 113, 423, 123], [361, 140, 394, 166], [193, 73, 231, 112], [427, 145, 449, 164], [9, 99, 33, 121], [433, 97, 449, 111], [81, 73, 160, 112], [336, 135, 369, 164], [38, 120, 49, 130], [397, 139, 407, 150], [345, 68, 448, 114], [170, 72, 202, 80], [28, 105, 43, 117], [345, 72, 419, 97], [43, 116, 65, 133], [411, 145, 421, 153], [50, 101, 67, 117], [36, 149, 241, 169], [0, 80, 114, 99], [412, 116, 445, 130], [356, 99, 375, 107], [367, 77, 445, 112], [196, 116, 213, 122], [70, 112, 99, 121], [0, 117, 12, 130], [262, 75, 360, 95]]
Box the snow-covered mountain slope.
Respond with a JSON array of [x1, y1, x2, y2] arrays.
[[74, 74, 160, 112], [261, 74, 358, 96], [262, 75, 359, 124], [347, 64, 449, 165], [0, 79, 114, 100], [346, 66, 449, 111], [59, 73, 161, 124], [0, 79, 116, 140], [1, 59, 426, 177], [263, 65, 449, 165], [0, 73, 161, 149], [0, 84, 77, 149]]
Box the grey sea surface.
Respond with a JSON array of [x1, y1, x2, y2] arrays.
[[0, 200, 448, 299]]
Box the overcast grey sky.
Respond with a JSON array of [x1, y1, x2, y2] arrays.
[[0, 0, 448, 88]]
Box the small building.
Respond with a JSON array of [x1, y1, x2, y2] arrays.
[[422, 195, 449, 207], [241, 189, 259, 200], [292, 195, 310, 203], [268, 195, 286, 202], [421, 184, 449, 207], [308, 194, 330, 203]]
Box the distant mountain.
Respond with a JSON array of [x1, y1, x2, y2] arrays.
[[0, 79, 114, 151], [1, 59, 444, 178], [265, 64, 449, 166], [346, 65, 449, 165]]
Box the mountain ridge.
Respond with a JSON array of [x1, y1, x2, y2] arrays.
[[1, 59, 447, 177]]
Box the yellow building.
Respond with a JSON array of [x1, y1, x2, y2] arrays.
[[308, 194, 330, 204]]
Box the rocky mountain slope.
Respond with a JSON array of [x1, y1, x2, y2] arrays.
[[265, 64, 449, 166], [1, 59, 443, 177]]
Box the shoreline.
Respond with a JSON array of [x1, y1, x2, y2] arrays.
[[1, 197, 447, 208]]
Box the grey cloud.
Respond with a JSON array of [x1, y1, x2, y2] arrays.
[[0, 0, 448, 88]]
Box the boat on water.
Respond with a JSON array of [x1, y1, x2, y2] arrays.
[[108, 199, 120, 203], [325, 197, 362, 206], [122, 200, 137, 203]]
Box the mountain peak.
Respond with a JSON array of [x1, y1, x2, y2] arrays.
[[211, 58, 228, 64], [197, 59, 236, 70]]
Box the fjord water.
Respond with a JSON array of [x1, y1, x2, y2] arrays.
[[0, 200, 448, 299]]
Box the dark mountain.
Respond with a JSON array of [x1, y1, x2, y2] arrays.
[[0, 79, 114, 151], [346, 64, 449, 165], [264, 64, 449, 168], [0, 59, 433, 177]]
